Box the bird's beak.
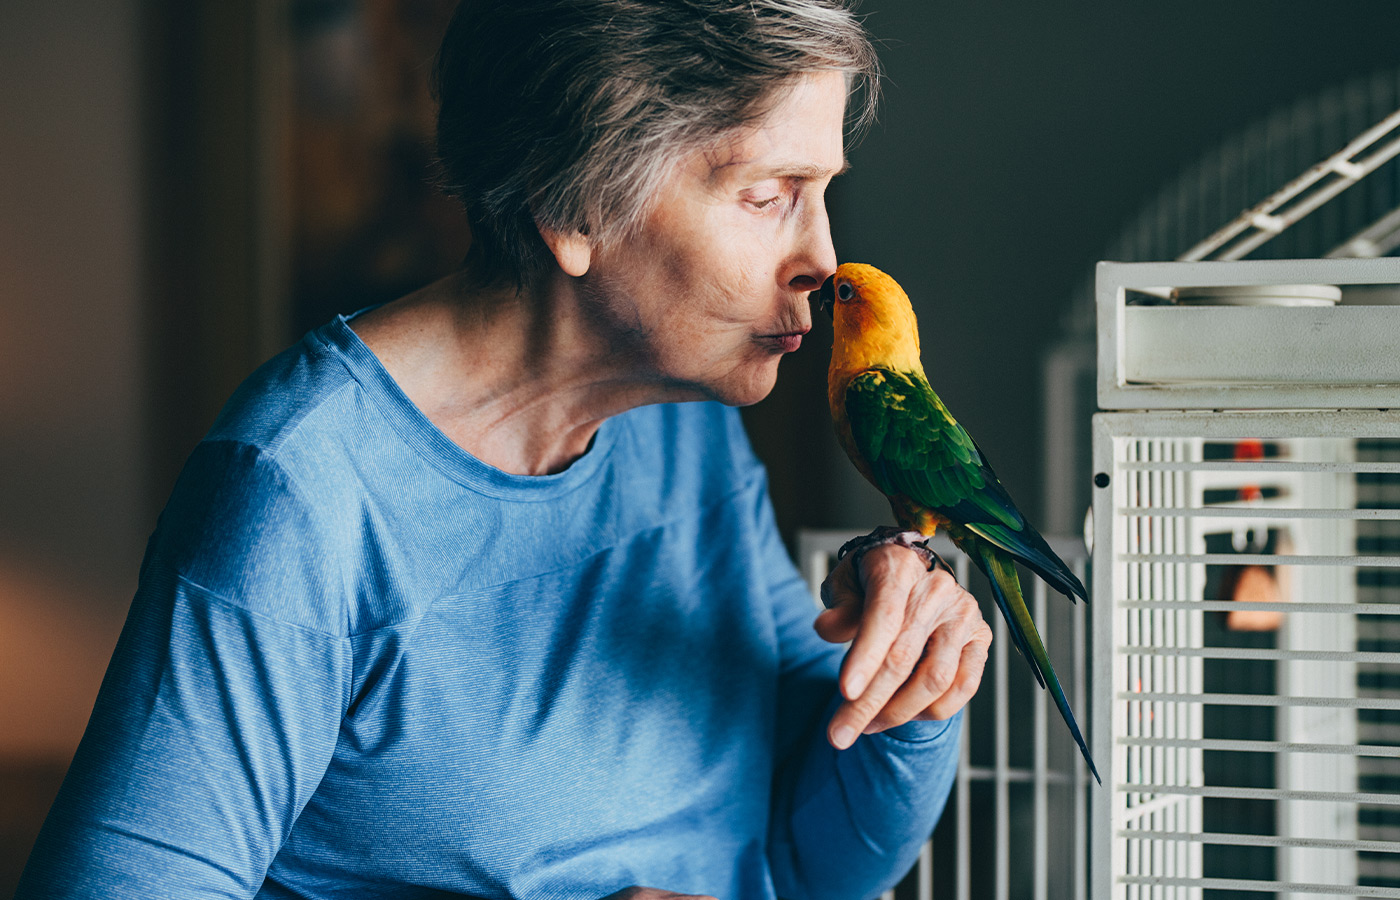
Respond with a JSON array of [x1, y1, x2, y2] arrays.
[[814, 275, 835, 320]]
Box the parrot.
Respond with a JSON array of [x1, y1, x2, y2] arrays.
[[814, 262, 1099, 784]]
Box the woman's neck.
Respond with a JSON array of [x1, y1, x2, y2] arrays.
[[349, 269, 678, 476]]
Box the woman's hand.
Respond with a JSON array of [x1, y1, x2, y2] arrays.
[[815, 543, 992, 749], [600, 888, 719, 900]]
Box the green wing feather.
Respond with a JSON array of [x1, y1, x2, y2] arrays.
[[844, 369, 1085, 602], [844, 369, 1022, 532], [844, 367, 1099, 782]]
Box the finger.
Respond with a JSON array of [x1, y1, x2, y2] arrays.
[[813, 604, 862, 645], [827, 563, 972, 747], [828, 591, 945, 746], [919, 632, 991, 721], [839, 548, 959, 699], [871, 613, 991, 730], [828, 626, 929, 748], [836, 550, 926, 701]]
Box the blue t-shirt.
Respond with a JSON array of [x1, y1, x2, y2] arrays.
[[19, 316, 959, 900]]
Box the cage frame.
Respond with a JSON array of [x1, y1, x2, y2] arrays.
[[1093, 256, 1400, 899]]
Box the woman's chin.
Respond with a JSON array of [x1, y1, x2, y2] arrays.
[[712, 363, 783, 408]]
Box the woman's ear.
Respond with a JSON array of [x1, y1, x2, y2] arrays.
[[538, 225, 592, 277]]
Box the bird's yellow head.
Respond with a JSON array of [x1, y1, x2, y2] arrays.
[[815, 262, 923, 373]]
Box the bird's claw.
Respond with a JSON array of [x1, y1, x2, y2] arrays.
[[822, 527, 957, 608], [836, 526, 955, 577]]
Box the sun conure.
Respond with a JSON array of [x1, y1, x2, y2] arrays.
[[815, 262, 1098, 783]]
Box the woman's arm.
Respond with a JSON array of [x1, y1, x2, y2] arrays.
[[756, 487, 980, 900], [16, 443, 350, 899]]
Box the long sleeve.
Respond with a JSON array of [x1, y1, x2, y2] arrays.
[[754, 480, 960, 900], [768, 699, 960, 900], [16, 444, 352, 899], [18, 379, 961, 899]]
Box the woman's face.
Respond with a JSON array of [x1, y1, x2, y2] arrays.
[[578, 70, 847, 407]]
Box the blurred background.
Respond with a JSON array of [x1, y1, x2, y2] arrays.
[[2, 0, 1399, 892]]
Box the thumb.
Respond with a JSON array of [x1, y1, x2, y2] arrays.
[[815, 553, 864, 643]]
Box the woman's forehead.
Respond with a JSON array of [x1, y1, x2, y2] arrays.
[[700, 72, 850, 182]]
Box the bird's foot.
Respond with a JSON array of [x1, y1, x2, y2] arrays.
[[835, 526, 955, 577]]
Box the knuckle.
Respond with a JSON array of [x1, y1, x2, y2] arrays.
[[848, 692, 885, 726], [857, 545, 892, 575], [910, 572, 962, 625], [964, 654, 987, 685], [926, 569, 966, 603], [895, 547, 929, 578], [948, 582, 977, 609], [912, 565, 946, 593], [922, 660, 955, 695], [928, 565, 959, 586], [871, 544, 924, 581], [883, 639, 923, 674], [851, 696, 882, 723], [955, 594, 989, 630], [916, 569, 953, 599]]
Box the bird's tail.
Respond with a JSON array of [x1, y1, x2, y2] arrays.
[[971, 520, 1087, 603], [969, 540, 1101, 784]]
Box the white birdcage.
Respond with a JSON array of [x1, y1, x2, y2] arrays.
[[1092, 256, 1400, 899]]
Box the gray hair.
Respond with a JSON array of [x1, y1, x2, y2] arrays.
[[433, 0, 880, 287]]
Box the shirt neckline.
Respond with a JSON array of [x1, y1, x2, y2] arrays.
[[315, 311, 619, 501]]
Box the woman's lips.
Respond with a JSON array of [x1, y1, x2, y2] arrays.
[[760, 330, 808, 353]]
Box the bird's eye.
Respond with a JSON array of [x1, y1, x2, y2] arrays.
[[837, 282, 854, 301]]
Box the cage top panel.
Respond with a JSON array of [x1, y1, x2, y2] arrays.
[[1097, 258, 1400, 410]]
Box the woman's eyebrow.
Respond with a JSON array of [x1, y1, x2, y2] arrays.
[[764, 159, 851, 179], [711, 157, 851, 183]]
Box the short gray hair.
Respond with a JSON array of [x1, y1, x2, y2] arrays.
[[433, 0, 880, 287]]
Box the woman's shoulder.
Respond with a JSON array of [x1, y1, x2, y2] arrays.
[[144, 326, 400, 634], [204, 326, 361, 452]]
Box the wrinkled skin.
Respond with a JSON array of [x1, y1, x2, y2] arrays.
[[816, 543, 991, 748]]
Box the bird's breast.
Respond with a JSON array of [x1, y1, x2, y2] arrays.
[[826, 367, 877, 486]]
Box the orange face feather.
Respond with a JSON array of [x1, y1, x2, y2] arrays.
[[825, 263, 923, 377]]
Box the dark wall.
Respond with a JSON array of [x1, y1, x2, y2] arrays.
[[746, 0, 1400, 543]]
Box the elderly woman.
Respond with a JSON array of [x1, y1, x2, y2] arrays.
[[19, 2, 990, 899]]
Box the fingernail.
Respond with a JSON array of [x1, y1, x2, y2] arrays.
[[832, 725, 857, 749]]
